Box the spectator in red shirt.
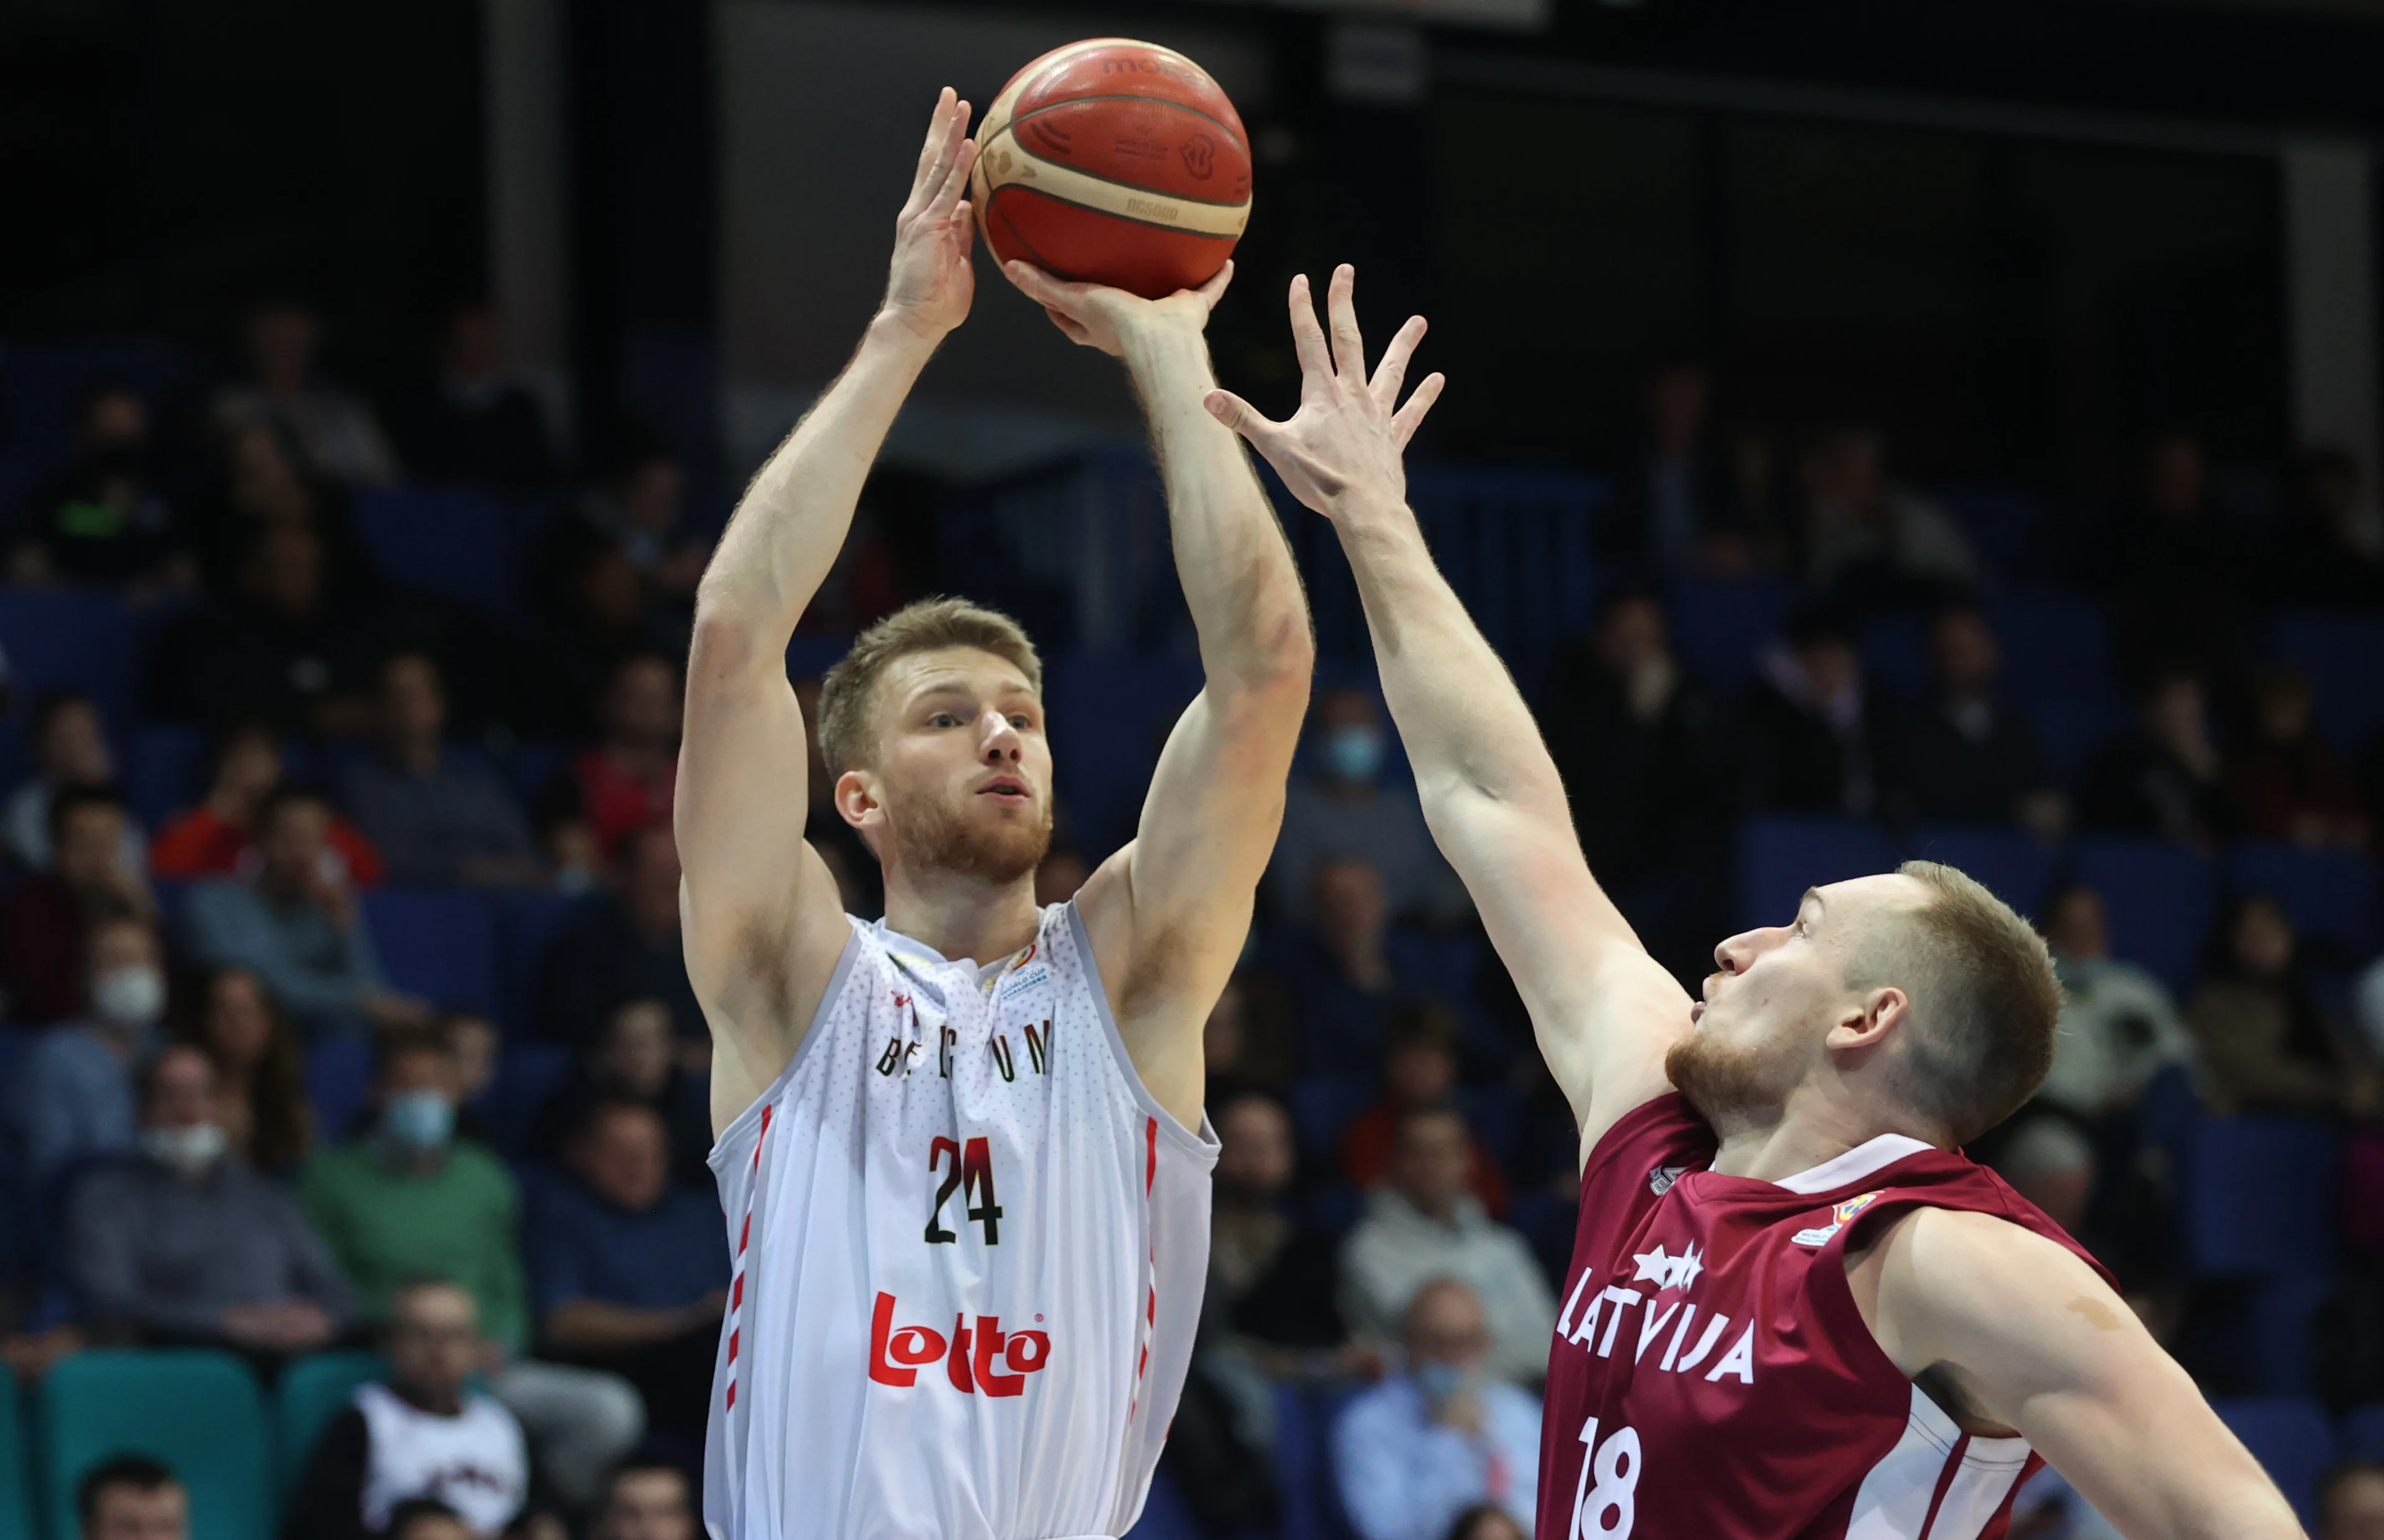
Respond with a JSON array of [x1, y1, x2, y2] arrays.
[[149, 723, 384, 885], [0, 786, 155, 1025], [565, 654, 680, 863], [2226, 668, 2368, 850], [1338, 1002, 1509, 1218]]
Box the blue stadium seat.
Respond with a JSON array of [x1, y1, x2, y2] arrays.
[[0, 1372, 27, 1540], [483, 1044, 574, 1157], [490, 889, 592, 1038], [2271, 610, 2384, 755], [360, 889, 497, 1015], [1987, 593, 2114, 706], [0, 590, 140, 739], [349, 485, 523, 616], [2180, 1116, 2341, 1278], [2068, 838, 2216, 997], [1937, 488, 2053, 585], [306, 1040, 376, 1145], [0, 340, 210, 471], [1406, 467, 1602, 702], [127, 724, 210, 831], [2343, 1402, 2384, 1461], [1735, 816, 1898, 930], [2227, 841, 2379, 961], [2247, 1272, 2333, 1398], [1858, 613, 1928, 702], [785, 634, 851, 681], [2024, 696, 2128, 792], [1288, 1076, 1375, 1160], [1271, 1382, 1323, 1540], [36, 1351, 272, 1540], [1668, 574, 1795, 694], [1045, 651, 1204, 858], [274, 1351, 384, 1493], [2211, 1397, 2336, 1530], [1121, 1467, 1203, 1540], [1902, 824, 2054, 920]]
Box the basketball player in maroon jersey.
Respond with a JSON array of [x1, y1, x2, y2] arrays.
[[1206, 271, 2303, 1538]]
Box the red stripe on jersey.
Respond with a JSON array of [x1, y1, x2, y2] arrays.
[[1145, 1117, 1157, 1196], [1918, 1431, 1969, 1535]]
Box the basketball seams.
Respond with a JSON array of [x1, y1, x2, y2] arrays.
[[1005, 94, 1248, 150], [978, 120, 1252, 215], [989, 183, 1244, 242]]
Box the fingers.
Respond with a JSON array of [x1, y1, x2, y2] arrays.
[[1190, 259, 1235, 310], [911, 87, 957, 187], [1325, 264, 1365, 384], [906, 90, 972, 216], [1391, 371, 1446, 449], [926, 135, 976, 222], [1044, 306, 1093, 348], [1286, 274, 1333, 386], [1203, 389, 1281, 449], [1005, 259, 1071, 308], [1371, 315, 1427, 411]]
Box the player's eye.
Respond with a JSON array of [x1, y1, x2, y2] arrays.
[[929, 712, 959, 728], [1008, 713, 1032, 730]]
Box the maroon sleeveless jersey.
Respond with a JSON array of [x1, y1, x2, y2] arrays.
[[1536, 1093, 2109, 1540]]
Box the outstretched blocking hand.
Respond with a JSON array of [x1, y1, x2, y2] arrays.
[[882, 88, 977, 340], [1203, 264, 1443, 520], [1003, 259, 1234, 356]]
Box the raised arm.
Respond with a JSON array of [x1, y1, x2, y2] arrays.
[[1860, 1207, 2304, 1539], [679, 89, 978, 1133], [1002, 261, 1315, 1132], [1206, 267, 1690, 1153]]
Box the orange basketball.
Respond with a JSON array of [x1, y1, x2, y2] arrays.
[[971, 38, 1252, 300]]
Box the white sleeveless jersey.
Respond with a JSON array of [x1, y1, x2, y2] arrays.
[[704, 900, 1220, 1540], [352, 1382, 529, 1536]]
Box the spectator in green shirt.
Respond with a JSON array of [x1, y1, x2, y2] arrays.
[[300, 1022, 644, 1508]]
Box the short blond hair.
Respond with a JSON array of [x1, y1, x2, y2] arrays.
[[815, 597, 1042, 776], [1847, 860, 2063, 1145]]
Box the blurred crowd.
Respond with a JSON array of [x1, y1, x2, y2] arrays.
[[2, 313, 2384, 1540]]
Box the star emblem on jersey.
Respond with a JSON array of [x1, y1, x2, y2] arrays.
[[1630, 1241, 1705, 1292]]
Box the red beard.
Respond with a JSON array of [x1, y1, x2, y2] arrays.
[[890, 787, 1053, 885], [1664, 1029, 1786, 1129]]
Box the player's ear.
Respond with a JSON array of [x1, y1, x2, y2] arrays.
[[1827, 988, 1906, 1053], [835, 767, 885, 834]]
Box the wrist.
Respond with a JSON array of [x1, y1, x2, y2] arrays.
[[868, 306, 952, 353], [1118, 316, 1212, 380]]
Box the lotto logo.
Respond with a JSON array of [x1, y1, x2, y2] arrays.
[[867, 1292, 1052, 1397]]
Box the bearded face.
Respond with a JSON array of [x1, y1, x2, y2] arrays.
[[847, 647, 1055, 890], [1664, 1027, 1800, 1132], [886, 767, 1054, 883]]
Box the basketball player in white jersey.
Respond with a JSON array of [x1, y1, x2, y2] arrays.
[[1206, 270, 2300, 1537], [678, 90, 1312, 1540]]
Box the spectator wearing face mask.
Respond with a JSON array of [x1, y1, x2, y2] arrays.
[[299, 1025, 643, 1511], [1331, 1279, 1542, 1540], [3, 915, 169, 1188], [0, 785, 156, 1025], [176, 966, 315, 1174], [63, 1044, 351, 1356], [2, 693, 147, 875], [1267, 687, 1463, 928]]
